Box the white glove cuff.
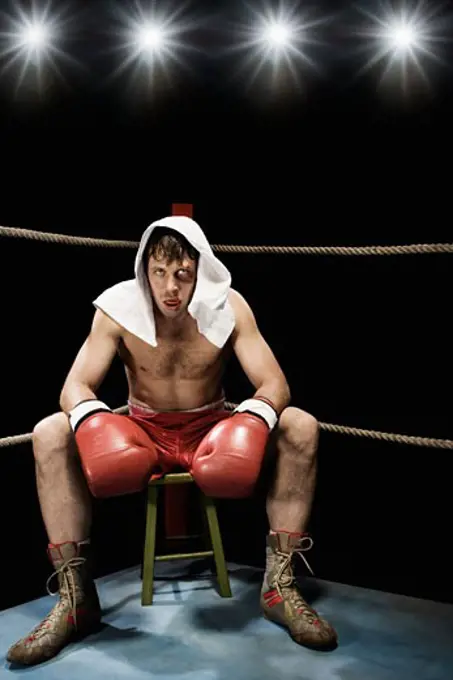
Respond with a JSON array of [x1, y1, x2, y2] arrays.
[[69, 399, 111, 432], [234, 398, 278, 430]]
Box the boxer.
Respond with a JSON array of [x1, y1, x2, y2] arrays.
[[6, 218, 337, 666]]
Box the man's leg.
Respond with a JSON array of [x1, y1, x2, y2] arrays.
[[35, 413, 93, 543], [266, 407, 318, 533], [261, 407, 338, 650], [7, 413, 101, 667]]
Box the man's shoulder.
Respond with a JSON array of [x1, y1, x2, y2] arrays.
[[227, 288, 254, 327], [228, 287, 249, 308], [92, 306, 124, 337], [91, 279, 138, 338]]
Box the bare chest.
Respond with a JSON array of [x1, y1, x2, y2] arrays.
[[119, 333, 225, 380]]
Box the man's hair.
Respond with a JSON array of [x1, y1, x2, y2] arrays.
[[146, 227, 199, 264]]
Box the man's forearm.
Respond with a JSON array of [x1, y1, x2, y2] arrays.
[[60, 383, 99, 415], [253, 379, 291, 416]]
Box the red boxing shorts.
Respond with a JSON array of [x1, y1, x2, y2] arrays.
[[126, 396, 231, 477]]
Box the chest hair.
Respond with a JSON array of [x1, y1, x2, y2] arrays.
[[119, 334, 225, 380]]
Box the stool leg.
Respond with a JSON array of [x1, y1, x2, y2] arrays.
[[142, 485, 158, 605], [201, 494, 232, 598]]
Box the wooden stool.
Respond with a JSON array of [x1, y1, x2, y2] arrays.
[[141, 472, 233, 605]]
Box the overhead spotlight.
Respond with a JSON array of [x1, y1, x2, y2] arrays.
[[135, 22, 166, 54], [386, 22, 417, 51], [351, 1, 452, 93], [0, 2, 75, 93], [261, 20, 293, 49], [2, 15, 56, 66], [252, 14, 305, 64], [130, 20, 173, 63], [379, 15, 425, 57], [108, 0, 198, 89], [228, 3, 327, 92], [19, 20, 51, 51]]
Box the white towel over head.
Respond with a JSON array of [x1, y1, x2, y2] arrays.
[[92, 215, 235, 348]]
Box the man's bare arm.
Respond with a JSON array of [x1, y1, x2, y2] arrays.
[[229, 289, 291, 415], [60, 309, 123, 414]]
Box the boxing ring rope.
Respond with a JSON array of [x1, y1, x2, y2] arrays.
[[1, 224, 452, 451], [1, 225, 453, 255]]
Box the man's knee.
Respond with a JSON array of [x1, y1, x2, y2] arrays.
[[278, 406, 319, 451], [32, 412, 74, 461]]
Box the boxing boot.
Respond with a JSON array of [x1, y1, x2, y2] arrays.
[[6, 540, 102, 666], [260, 531, 338, 650]]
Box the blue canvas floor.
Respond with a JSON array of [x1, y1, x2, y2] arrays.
[[1, 560, 452, 679]]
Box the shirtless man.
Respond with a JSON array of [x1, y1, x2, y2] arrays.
[[7, 216, 337, 666]]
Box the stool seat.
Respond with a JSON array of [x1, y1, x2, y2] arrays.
[[141, 471, 233, 605]]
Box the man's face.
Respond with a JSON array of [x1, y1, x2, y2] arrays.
[[147, 254, 197, 318]]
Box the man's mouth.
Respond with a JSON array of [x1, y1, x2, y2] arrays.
[[163, 299, 181, 310]]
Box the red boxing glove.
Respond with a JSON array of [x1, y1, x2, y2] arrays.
[[69, 399, 158, 498], [191, 397, 278, 498]]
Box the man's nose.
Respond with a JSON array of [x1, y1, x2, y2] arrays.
[[165, 276, 179, 293]]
